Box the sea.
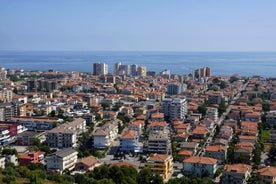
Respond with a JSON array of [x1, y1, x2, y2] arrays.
[[0, 51, 276, 77]]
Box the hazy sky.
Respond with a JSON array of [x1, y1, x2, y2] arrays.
[[0, 0, 276, 51]]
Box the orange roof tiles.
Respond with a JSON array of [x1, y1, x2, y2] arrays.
[[121, 130, 137, 139], [224, 164, 252, 174], [206, 145, 227, 152], [184, 156, 217, 165], [258, 167, 276, 176], [148, 154, 171, 162]]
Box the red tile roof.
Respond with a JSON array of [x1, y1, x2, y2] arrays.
[[183, 156, 217, 165]]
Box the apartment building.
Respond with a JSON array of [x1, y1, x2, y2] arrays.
[[205, 107, 218, 122], [93, 63, 108, 75], [162, 98, 187, 120], [145, 154, 173, 180], [46, 118, 86, 148], [0, 123, 27, 145], [183, 156, 218, 178], [148, 131, 171, 154], [93, 119, 120, 149], [119, 130, 140, 152], [10, 116, 58, 131], [46, 148, 78, 172]]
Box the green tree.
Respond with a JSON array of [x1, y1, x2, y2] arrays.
[[2, 175, 15, 184], [218, 99, 227, 116], [269, 144, 276, 162], [2, 148, 17, 155], [108, 166, 124, 184], [137, 167, 153, 184], [198, 104, 207, 116]]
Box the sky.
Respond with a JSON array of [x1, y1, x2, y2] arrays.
[[0, 0, 276, 51]]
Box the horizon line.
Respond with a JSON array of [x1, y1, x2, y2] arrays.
[[1, 49, 276, 53]]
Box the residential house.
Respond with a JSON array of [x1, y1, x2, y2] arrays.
[[221, 164, 252, 184], [200, 118, 215, 129], [178, 150, 193, 161], [241, 121, 258, 136], [179, 142, 199, 155], [145, 154, 173, 180], [46, 148, 78, 172], [223, 119, 238, 132], [234, 142, 254, 162], [205, 145, 227, 164], [192, 125, 208, 139], [239, 135, 257, 144], [75, 156, 102, 172], [18, 151, 44, 166], [183, 156, 218, 178], [257, 166, 276, 184]]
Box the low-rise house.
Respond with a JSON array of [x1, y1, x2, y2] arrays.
[[244, 112, 261, 122], [180, 142, 199, 154], [183, 156, 218, 178], [119, 130, 140, 152], [173, 123, 191, 134], [257, 166, 276, 184], [75, 156, 102, 172], [174, 134, 189, 142], [205, 145, 227, 164], [200, 118, 215, 129], [178, 150, 193, 161], [234, 142, 254, 162], [223, 119, 238, 132], [241, 121, 258, 136], [46, 148, 78, 172], [221, 163, 252, 184], [239, 135, 257, 144], [151, 112, 165, 121], [18, 151, 44, 166], [192, 125, 208, 139], [145, 154, 173, 180], [213, 138, 229, 147], [93, 119, 120, 149]]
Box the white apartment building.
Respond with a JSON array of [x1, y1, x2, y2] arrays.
[[46, 148, 78, 172], [162, 98, 187, 120], [206, 107, 218, 122], [93, 119, 120, 149], [46, 118, 86, 148]]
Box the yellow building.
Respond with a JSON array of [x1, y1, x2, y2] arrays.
[[145, 153, 173, 180]]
